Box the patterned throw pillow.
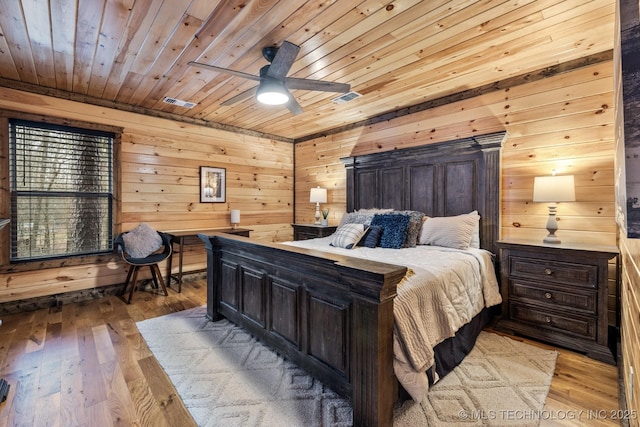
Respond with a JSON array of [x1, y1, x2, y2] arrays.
[[370, 213, 411, 249], [122, 222, 162, 258], [330, 223, 367, 249]]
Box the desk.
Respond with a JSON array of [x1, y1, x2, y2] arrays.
[[165, 228, 251, 292]]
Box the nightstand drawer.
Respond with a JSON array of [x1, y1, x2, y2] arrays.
[[509, 256, 598, 289], [296, 230, 320, 241], [509, 280, 597, 314], [292, 224, 337, 241], [509, 302, 597, 340]]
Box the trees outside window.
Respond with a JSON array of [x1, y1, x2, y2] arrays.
[[9, 120, 114, 261]]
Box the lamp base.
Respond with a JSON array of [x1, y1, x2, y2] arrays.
[[543, 234, 561, 244], [542, 205, 561, 244], [314, 202, 321, 225]]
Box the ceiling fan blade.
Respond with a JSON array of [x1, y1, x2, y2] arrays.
[[284, 77, 350, 93], [266, 41, 300, 79], [285, 90, 303, 115], [188, 61, 261, 82], [221, 86, 258, 106]]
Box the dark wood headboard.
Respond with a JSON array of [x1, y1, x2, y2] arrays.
[[341, 131, 506, 254]]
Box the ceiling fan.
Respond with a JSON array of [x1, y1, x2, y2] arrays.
[[188, 41, 351, 115]]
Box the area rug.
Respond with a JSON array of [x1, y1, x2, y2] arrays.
[[137, 306, 558, 427]]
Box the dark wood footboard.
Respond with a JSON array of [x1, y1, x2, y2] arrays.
[[199, 232, 407, 427]]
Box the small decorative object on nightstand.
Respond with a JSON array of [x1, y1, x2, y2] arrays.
[[230, 209, 240, 229], [292, 223, 337, 241], [496, 239, 618, 364], [321, 209, 329, 226]]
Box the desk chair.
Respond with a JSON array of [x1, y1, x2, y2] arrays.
[[114, 231, 172, 303]]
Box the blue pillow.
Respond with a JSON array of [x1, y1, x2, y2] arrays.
[[370, 214, 411, 249], [358, 225, 383, 248]]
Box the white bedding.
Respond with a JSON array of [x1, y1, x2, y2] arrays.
[[283, 236, 502, 403]]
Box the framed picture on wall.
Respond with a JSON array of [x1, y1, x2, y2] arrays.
[[200, 166, 226, 203]]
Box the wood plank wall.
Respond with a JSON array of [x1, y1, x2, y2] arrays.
[[0, 59, 620, 330], [616, 0, 640, 418], [295, 60, 618, 326], [620, 239, 640, 417], [0, 88, 293, 304]]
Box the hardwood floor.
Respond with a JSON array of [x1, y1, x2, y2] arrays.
[[0, 281, 203, 427], [0, 279, 623, 426], [487, 327, 624, 427]]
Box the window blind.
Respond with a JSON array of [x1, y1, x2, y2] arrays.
[[9, 119, 114, 261]]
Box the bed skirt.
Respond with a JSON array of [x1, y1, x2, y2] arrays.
[[411, 306, 496, 396]]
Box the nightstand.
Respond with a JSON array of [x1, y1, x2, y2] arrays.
[[496, 239, 618, 364], [292, 223, 337, 241]]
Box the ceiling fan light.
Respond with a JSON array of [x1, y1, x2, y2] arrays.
[[256, 80, 289, 105], [257, 90, 289, 105]]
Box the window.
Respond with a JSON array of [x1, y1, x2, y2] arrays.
[[9, 119, 114, 261]]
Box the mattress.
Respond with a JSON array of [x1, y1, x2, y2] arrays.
[[284, 236, 502, 402]]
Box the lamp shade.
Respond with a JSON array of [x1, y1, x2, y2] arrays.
[[309, 187, 327, 203], [256, 79, 289, 105], [230, 209, 241, 224], [533, 175, 575, 203]]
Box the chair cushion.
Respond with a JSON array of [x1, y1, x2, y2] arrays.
[[122, 223, 162, 258], [125, 251, 169, 265]]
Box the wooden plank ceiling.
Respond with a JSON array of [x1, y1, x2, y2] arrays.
[[0, 0, 615, 141]]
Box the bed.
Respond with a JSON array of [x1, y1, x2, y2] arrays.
[[199, 131, 507, 426], [285, 232, 502, 397]]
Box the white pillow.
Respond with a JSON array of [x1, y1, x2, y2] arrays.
[[122, 222, 163, 258], [418, 212, 480, 250], [330, 223, 367, 249], [468, 210, 481, 248]]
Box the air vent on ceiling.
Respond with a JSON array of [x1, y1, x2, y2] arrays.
[[332, 91, 362, 104], [163, 97, 196, 109]]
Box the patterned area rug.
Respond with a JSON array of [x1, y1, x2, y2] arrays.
[[137, 306, 557, 427]]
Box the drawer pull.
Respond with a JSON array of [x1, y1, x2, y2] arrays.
[[544, 292, 552, 299], [545, 316, 552, 323], [544, 268, 552, 275]]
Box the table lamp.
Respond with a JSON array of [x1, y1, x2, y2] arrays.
[[230, 209, 240, 229], [309, 187, 327, 225], [533, 175, 575, 244]]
